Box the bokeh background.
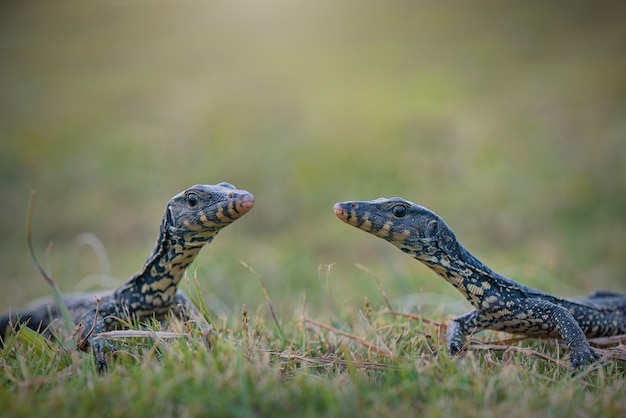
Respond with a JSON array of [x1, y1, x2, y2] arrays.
[[1, 1, 625, 322]]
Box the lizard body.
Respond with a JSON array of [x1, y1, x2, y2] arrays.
[[0, 182, 254, 369], [334, 197, 626, 367]]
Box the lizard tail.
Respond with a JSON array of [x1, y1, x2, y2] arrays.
[[0, 311, 46, 347], [0, 312, 16, 346]]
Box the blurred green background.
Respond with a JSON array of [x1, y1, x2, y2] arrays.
[[1, 1, 625, 321]]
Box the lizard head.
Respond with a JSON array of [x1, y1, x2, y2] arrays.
[[163, 182, 254, 242], [333, 197, 460, 261]]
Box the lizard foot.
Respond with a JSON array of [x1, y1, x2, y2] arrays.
[[570, 346, 601, 369], [446, 338, 466, 357], [91, 338, 116, 372]]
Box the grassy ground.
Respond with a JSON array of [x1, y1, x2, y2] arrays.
[[1, 1, 626, 416], [2, 286, 626, 418]]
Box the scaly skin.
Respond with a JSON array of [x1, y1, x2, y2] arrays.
[[0, 182, 254, 370], [334, 197, 626, 368]]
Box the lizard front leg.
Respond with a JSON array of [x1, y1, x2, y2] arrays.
[[74, 301, 120, 372], [448, 301, 601, 368], [446, 310, 481, 356], [169, 291, 204, 323], [85, 319, 110, 372], [520, 299, 600, 368], [169, 291, 213, 341]]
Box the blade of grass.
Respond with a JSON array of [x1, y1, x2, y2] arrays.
[[355, 263, 395, 315], [5, 326, 73, 371], [25, 191, 74, 338], [93, 330, 189, 340], [300, 294, 307, 350], [241, 261, 284, 341], [184, 270, 216, 329], [470, 343, 569, 368], [356, 310, 393, 358], [72, 232, 111, 276], [588, 334, 626, 347], [304, 316, 395, 358], [276, 351, 393, 371], [380, 309, 445, 328]]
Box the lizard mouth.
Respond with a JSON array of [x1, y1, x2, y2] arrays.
[[234, 193, 255, 215], [333, 201, 361, 225], [333, 202, 348, 222], [197, 192, 255, 228], [225, 192, 254, 221]]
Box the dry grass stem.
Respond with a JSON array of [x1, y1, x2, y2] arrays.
[[355, 263, 395, 315], [241, 261, 282, 336], [93, 330, 189, 340], [304, 316, 395, 358]]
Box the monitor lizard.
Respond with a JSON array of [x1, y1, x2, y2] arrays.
[[334, 197, 626, 368], [0, 182, 254, 370]]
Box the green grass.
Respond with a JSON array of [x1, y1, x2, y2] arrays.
[[1, 1, 626, 416], [2, 278, 626, 418]]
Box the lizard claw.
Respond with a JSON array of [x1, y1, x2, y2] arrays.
[[91, 337, 115, 372], [447, 339, 465, 356], [445, 318, 470, 357], [570, 346, 601, 369]]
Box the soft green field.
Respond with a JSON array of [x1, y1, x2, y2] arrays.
[[1, 1, 625, 416]]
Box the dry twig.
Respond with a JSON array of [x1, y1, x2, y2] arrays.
[[304, 316, 395, 358]]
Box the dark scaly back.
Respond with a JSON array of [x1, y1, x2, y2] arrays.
[[333, 197, 545, 306], [113, 183, 254, 316]]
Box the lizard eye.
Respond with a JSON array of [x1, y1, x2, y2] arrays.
[[391, 204, 407, 218], [187, 192, 199, 208]]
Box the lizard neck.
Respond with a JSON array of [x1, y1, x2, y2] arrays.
[[412, 240, 502, 306], [114, 212, 217, 313]]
